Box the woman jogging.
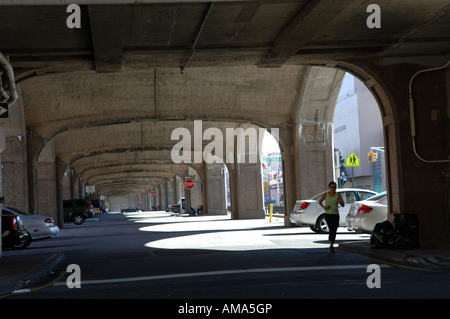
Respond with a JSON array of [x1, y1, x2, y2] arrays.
[[318, 181, 345, 254]]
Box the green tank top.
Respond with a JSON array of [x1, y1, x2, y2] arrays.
[[325, 192, 339, 214]]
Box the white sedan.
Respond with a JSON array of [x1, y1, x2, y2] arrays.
[[3, 206, 59, 241], [290, 188, 378, 233], [346, 192, 388, 233]]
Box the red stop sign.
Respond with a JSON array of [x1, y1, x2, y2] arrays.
[[184, 179, 195, 189], [151, 192, 156, 197]]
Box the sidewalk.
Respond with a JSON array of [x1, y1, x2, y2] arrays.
[[339, 240, 450, 271], [0, 253, 65, 296]]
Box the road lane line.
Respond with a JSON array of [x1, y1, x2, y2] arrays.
[[53, 264, 390, 286]]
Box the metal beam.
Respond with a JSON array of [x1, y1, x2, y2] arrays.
[[88, 5, 124, 72]]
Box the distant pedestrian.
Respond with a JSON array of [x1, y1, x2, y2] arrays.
[[318, 181, 345, 254]]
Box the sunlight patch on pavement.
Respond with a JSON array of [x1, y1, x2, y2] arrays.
[[144, 228, 370, 251], [126, 212, 232, 225], [144, 227, 303, 251], [139, 215, 296, 251], [138, 216, 284, 232], [126, 213, 370, 252]]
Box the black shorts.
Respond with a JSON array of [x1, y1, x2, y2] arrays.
[[325, 214, 339, 242]]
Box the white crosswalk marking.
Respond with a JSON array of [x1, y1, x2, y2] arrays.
[[54, 264, 390, 286]]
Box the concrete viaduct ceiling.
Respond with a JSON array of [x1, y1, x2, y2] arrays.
[[1, 0, 450, 196]]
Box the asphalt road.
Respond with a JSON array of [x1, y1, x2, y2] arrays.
[[3, 212, 450, 303]]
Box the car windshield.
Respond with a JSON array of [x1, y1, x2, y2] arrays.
[[1, 210, 15, 216], [7, 207, 32, 216], [366, 191, 387, 201], [310, 191, 327, 201], [309, 189, 380, 201]]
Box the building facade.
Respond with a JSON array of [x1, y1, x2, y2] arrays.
[[334, 74, 386, 192]]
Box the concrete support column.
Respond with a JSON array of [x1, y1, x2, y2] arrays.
[[166, 180, 174, 206], [148, 190, 153, 210], [2, 136, 28, 211], [296, 120, 335, 199], [205, 163, 227, 215], [292, 67, 344, 200], [163, 183, 168, 210], [26, 130, 45, 215], [80, 179, 86, 199], [178, 175, 185, 200], [71, 170, 81, 199], [159, 183, 167, 210], [34, 141, 58, 224], [55, 157, 68, 228], [230, 160, 265, 219], [60, 163, 71, 200], [356, 58, 450, 242], [36, 160, 57, 222], [146, 191, 151, 210], [149, 189, 154, 210], [156, 184, 162, 209], [172, 176, 179, 204], [143, 192, 148, 210], [278, 125, 298, 226]]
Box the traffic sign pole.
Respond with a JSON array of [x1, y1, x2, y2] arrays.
[[345, 152, 360, 188], [352, 166, 354, 188]]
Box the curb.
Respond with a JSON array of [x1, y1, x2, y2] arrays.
[[338, 241, 446, 271], [21, 254, 66, 289]]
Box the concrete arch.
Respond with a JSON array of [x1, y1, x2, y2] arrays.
[[326, 60, 400, 220], [21, 65, 358, 223], [17, 62, 430, 231], [287, 58, 448, 242]]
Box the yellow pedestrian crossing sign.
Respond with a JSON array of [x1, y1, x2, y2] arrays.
[[346, 152, 360, 167]]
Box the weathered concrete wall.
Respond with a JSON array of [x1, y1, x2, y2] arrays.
[[2, 137, 28, 211], [344, 57, 450, 242], [205, 163, 227, 215], [0, 87, 28, 212], [36, 141, 57, 220], [291, 67, 345, 199]]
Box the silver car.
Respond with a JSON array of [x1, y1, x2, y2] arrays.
[[346, 192, 388, 233], [3, 206, 59, 241], [290, 188, 378, 233]]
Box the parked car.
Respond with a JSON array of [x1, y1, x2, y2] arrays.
[[91, 200, 104, 214], [121, 207, 142, 213], [63, 199, 95, 225], [166, 204, 180, 213], [346, 191, 388, 233], [166, 204, 179, 213], [166, 198, 195, 215], [290, 188, 378, 233], [2, 209, 30, 250], [3, 206, 59, 241], [166, 197, 185, 214]]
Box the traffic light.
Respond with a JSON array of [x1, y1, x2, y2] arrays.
[[368, 152, 378, 162], [372, 152, 377, 162]]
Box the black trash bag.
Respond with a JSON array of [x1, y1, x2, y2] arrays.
[[370, 220, 395, 249], [369, 233, 385, 249], [393, 213, 419, 248], [387, 229, 414, 250]]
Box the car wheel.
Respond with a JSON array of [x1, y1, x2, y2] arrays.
[[13, 232, 32, 250], [73, 214, 85, 225], [315, 215, 329, 234]]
